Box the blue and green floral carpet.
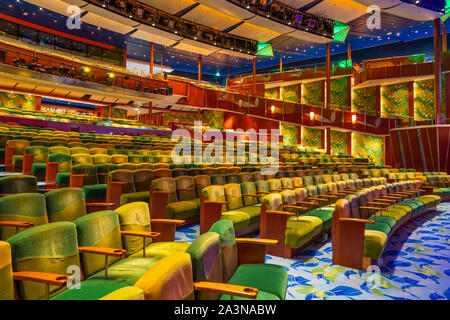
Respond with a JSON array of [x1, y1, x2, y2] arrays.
[[175, 202, 450, 300]]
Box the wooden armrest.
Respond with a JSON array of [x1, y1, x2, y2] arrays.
[[0, 221, 34, 228], [204, 200, 228, 205], [360, 206, 384, 211], [257, 191, 270, 194], [71, 174, 88, 178], [339, 218, 375, 224], [178, 188, 195, 191], [195, 185, 208, 188], [265, 210, 295, 216], [121, 230, 160, 239], [13, 271, 70, 287], [0, 194, 14, 197], [283, 205, 308, 211], [85, 202, 116, 207], [78, 246, 126, 257], [382, 195, 402, 200], [110, 181, 127, 185], [150, 219, 185, 225], [321, 194, 338, 198], [308, 197, 328, 202], [193, 282, 258, 299], [297, 201, 318, 206], [366, 201, 389, 207], [235, 238, 278, 246]]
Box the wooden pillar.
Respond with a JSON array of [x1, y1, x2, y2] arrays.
[[408, 81, 415, 123], [108, 104, 112, 118], [280, 57, 283, 73], [35, 96, 41, 111], [298, 83, 302, 104], [150, 43, 154, 78], [148, 102, 152, 125], [321, 129, 325, 150], [347, 132, 352, 156], [347, 77, 352, 110], [253, 58, 256, 94], [443, 25, 448, 52], [326, 42, 331, 108], [198, 56, 202, 84], [434, 18, 442, 124], [277, 87, 281, 100], [347, 43, 352, 61], [375, 85, 381, 117], [226, 66, 230, 89], [326, 128, 331, 155]]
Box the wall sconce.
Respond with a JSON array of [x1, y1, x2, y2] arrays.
[[310, 111, 314, 121], [271, 105, 275, 113], [351, 114, 356, 124]]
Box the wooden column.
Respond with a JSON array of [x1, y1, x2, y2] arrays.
[[434, 18, 442, 124], [326, 42, 331, 108], [298, 83, 302, 104], [347, 77, 352, 110], [375, 85, 381, 117], [280, 57, 283, 73], [197, 109, 201, 121], [253, 58, 256, 94], [347, 132, 352, 156], [446, 72, 450, 123], [226, 66, 230, 89], [443, 25, 448, 52], [347, 43, 352, 61], [108, 104, 112, 118], [408, 81, 415, 123], [198, 56, 202, 84], [148, 102, 152, 125], [150, 43, 154, 78], [326, 128, 331, 155], [35, 96, 41, 111]]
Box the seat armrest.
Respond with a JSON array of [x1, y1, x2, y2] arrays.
[[78, 246, 126, 257], [204, 200, 228, 205], [121, 230, 160, 239], [150, 219, 185, 225], [13, 271, 70, 287], [339, 218, 375, 224], [177, 188, 195, 191], [241, 194, 259, 197], [151, 190, 175, 194], [193, 282, 258, 299], [0, 221, 34, 228], [265, 210, 295, 216], [256, 191, 270, 194], [297, 201, 318, 206], [360, 206, 386, 211], [283, 205, 308, 211], [236, 238, 278, 246]]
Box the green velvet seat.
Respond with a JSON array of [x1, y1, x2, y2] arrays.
[[0, 193, 48, 241], [433, 188, 450, 200], [416, 195, 441, 210], [208, 219, 288, 300], [82, 184, 107, 200], [0, 175, 37, 195], [45, 187, 86, 222], [7, 222, 143, 300], [25, 146, 48, 176], [0, 241, 14, 300]]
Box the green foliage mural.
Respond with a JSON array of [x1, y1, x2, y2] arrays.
[[281, 84, 298, 103], [163, 110, 224, 130], [352, 86, 377, 115], [265, 87, 278, 100], [381, 83, 409, 119], [330, 77, 348, 110], [0, 91, 37, 110], [280, 122, 299, 146], [302, 81, 323, 106], [302, 127, 322, 149], [330, 130, 347, 155], [352, 132, 384, 166], [414, 80, 435, 121]]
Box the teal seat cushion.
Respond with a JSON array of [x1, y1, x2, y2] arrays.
[[166, 200, 198, 219], [223, 263, 288, 300], [56, 172, 71, 185], [396, 200, 424, 216], [368, 216, 397, 230], [31, 163, 46, 175], [120, 191, 149, 206], [130, 241, 190, 259], [365, 221, 393, 236], [82, 184, 107, 199], [51, 279, 128, 300], [88, 257, 159, 286]]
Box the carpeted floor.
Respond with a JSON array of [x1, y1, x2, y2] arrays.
[[175, 202, 450, 300]]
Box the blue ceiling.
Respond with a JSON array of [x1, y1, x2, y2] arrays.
[[3, 0, 449, 79]]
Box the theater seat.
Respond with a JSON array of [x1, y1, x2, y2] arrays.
[[0, 241, 14, 300], [0, 175, 38, 195], [45, 187, 86, 222]]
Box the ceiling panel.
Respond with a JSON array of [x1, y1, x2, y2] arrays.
[[181, 4, 241, 31], [83, 4, 138, 27], [174, 39, 220, 56], [194, 0, 255, 20], [130, 28, 181, 47], [385, 3, 443, 21], [230, 22, 280, 43], [289, 29, 332, 43], [140, 0, 196, 15], [353, 0, 401, 7], [306, 0, 367, 23], [246, 15, 295, 34], [81, 12, 136, 34], [59, 0, 87, 6]]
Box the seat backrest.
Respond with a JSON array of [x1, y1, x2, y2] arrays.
[[313, 175, 324, 184], [45, 187, 86, 222], [185, 232, 223, 299], [92, 154, 111, 165], [262, 192, 284, 211], [291, 177, 304, 188], [281, 177, 293, 190], [152, 178, 177, 203], [73, 210, 123, 278], [71, 164, 98, 185], [211, 174, 227, 185], [89, 148, 108, 155], [115, 202, 152, 255], [25, 146, 49, 163], [194, 175, 211, 198], [111, 154, 128, 164], [0, 241, 14, 300], [239, 172, 253, 183], [252, 172, 263, 182], [240, 181, 258, 206], [302, 176, 314, 186], [72, 153, 93, 166], [175, 176, 197, 201], [202, 185, 226, 212], [7, 222, 80, 300], [133, 169, 155, 192], [208, 219, 238, 283], [268, 179, 282, 192], [134, 252, 195, 300], [70, 147, 89, 155], [223, 183, 243, 210], [49, 146, 70, 155], [0, 175, 38, 194], [109, 170, 135, 194]]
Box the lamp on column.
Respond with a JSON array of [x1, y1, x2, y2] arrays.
[[310, 111, 314, 121], [351, 114, 357, 124]]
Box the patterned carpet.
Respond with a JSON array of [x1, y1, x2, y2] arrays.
[[175, 202, 450, 300]]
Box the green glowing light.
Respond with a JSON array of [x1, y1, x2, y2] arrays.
[[257, 42, 274, 57], [333, 21, 350, 43]]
